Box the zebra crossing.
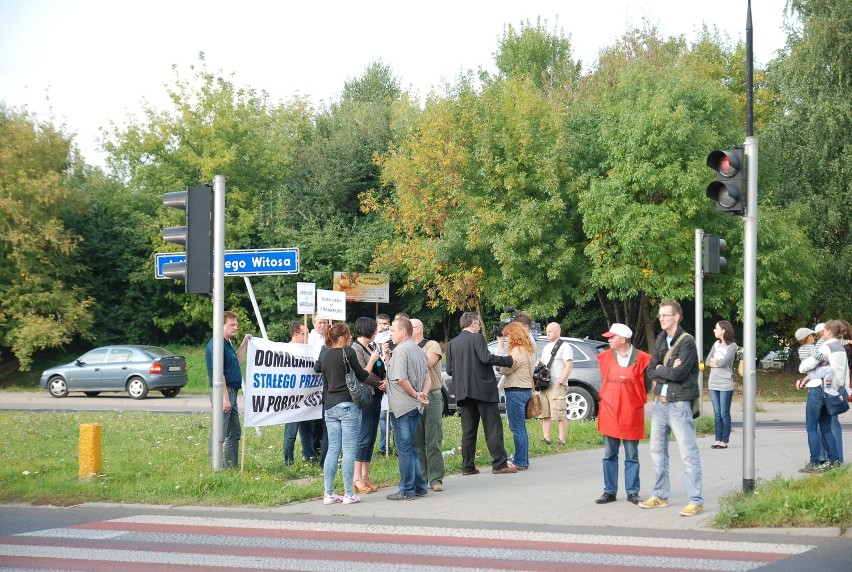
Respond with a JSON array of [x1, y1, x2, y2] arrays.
[[0, 514, 814, 571]]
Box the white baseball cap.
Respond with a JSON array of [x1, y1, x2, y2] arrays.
[[814, 322, 826, 334], [602, 323, 633, 339], [794, 327, 815, 342]]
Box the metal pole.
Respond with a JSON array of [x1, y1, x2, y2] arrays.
[[742, 138, 758, 493], [741, 0, 757, 494], [695, 229, 704, 417], [211, 175, 226, 471]]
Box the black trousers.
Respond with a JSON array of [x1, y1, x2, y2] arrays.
[[458, 398, 508, 471]]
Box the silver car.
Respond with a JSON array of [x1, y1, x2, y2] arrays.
[[39, 345, 188, 399], [442, 336, 607, 421]]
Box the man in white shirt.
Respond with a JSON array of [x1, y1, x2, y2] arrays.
[[539, 323, 573, 445], [308, 314, 329, 347]]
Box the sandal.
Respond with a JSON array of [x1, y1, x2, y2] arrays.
[[363, 480, 379, 493], [353, 479, 373, 494]]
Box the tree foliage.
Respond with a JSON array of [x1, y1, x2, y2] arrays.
[[761, 0, 851, 319], [3, 8, 848, 371], [0, 106, 94, 368]]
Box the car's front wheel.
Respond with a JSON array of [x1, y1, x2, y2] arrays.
[[127, 377, 149, 400], [160, 387, 181, 398], [565, 387, 595, 421], [47, 376, 69, 398]]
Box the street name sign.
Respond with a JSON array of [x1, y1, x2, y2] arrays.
[[155, 248, 299, 278]]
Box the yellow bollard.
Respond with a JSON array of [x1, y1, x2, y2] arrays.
[[78, 423, 102, 481]]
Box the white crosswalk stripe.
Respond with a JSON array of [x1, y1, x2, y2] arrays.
[[0, 515, 815, 571]]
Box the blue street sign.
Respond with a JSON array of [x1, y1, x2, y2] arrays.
[[155, 248, 299, 278]]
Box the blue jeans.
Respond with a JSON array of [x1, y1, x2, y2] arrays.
[[323, 402, 362, 496], [602, 436, 640, 495], [209, 387, 241, 469], [283, 420, 316, 465], [391, 408, 428, 497], [504, 388, 531, 467], [806, 386, 838, 464], [709, 389, 733, 443], [649, 399, 703, 505], [356, 392, 382, 462]]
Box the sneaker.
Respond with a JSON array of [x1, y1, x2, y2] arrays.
[[415, 489, 428, 497], [638, 496, 669, 509], [679, 503, 704, 517], [386, 492, 415, 501], [430, 482, 444, 491], [626, 493, 641, 505], [323, 493, 343, 505], [799, 463, 826, 474], [557, 439, 567, 446], [342, 493, 360, 504]]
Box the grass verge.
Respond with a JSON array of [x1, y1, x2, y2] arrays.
[[0, 410, 615, 507], [713, 465, 852, 530]]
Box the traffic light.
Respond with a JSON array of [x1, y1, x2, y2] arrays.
[[703, 234, 727, 274], [706, 147, 744, 214], [162, 185, 213, 294]]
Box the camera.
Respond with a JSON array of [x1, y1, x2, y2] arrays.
[[490, 307, 516, 336]]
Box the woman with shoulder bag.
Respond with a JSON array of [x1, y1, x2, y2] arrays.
[[706, 320, 738, 450], [320, 323, 379, 505], [497, 322, 535, 470], [351, 316, 385, 494]]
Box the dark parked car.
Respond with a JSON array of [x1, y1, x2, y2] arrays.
[[441, 336, 608, 421], [39, 345, 188, 399]]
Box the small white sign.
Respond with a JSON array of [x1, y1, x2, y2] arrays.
[[297, 282, 315, 315], [316, 289, 346, 321]]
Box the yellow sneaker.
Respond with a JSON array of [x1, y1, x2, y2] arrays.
[[679, 503, 704, 516], [638, 496, 669, 509]]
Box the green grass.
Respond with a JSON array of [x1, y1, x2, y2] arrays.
[[713, 465, 852, 530], [0, 410, 609, 507]]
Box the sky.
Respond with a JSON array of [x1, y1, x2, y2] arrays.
[[0, 0, 794, 167]]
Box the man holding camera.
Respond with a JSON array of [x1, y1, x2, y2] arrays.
[[539, 322, 573, 445]]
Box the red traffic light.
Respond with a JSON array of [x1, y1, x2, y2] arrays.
[[706, 147, 744, 214], [706, 150, 741, 177]]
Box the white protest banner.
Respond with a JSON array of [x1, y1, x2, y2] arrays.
[[296, 282, 315, 315], [316, 289, 346, 321], [244, 337, 324, 427]]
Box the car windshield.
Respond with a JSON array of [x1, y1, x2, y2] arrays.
[[142, 346, 174, 359]]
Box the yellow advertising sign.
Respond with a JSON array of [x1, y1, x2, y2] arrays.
[[333, 272, 390, 303]]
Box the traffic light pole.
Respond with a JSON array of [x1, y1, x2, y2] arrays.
[[695, 228, 704, 417], [211, 175, 226, 471], [742, 137, 758, 493]]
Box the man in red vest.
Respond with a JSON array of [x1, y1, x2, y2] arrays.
[[595, 323, 651, 505]]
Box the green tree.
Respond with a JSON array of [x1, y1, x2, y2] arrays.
[[0, 106, 94, 369], [761, 0, 851, 319], [371, 23, 585, 323], [259, 61, 406, 329], [576, 29, 819, 349], [102, 60, 313, 340]]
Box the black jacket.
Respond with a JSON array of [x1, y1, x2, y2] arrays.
[[646, 326, 699, 402], [446, 330, 512, 403]]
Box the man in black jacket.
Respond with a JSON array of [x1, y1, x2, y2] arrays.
[[445, 312, 516, 474], [640, 300, 704, 517]]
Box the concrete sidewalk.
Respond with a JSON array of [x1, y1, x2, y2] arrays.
[[265, 401, 849, 535]]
